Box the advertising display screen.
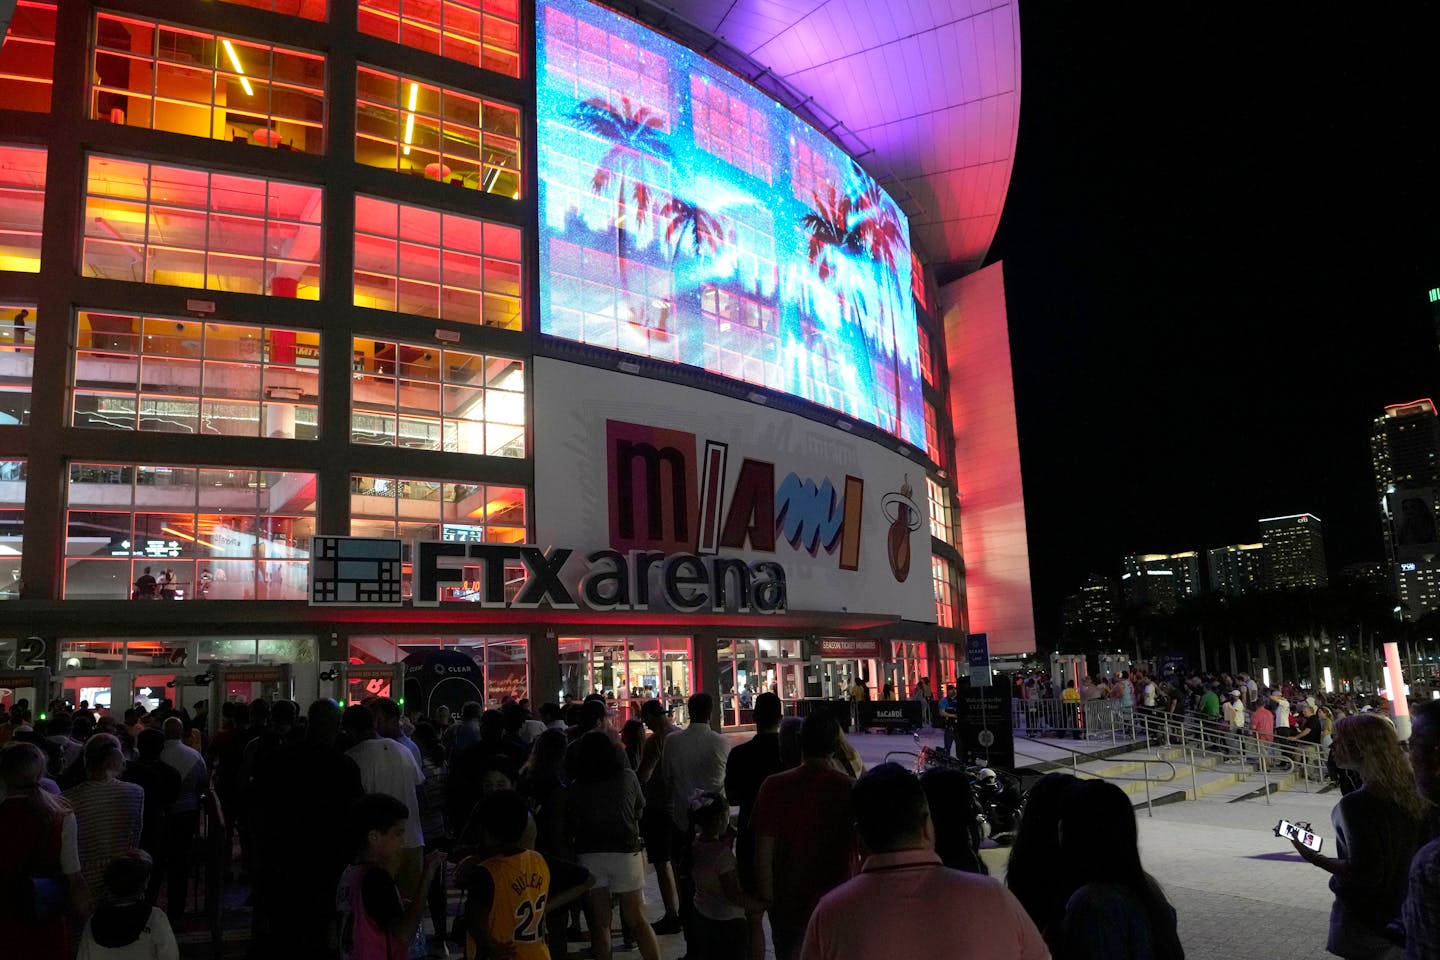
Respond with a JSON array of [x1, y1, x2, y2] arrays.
[[536, 0, 925, 447]]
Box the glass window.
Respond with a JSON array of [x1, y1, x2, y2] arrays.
[[214, 0, 328, 20], [72, 311, 319, 438], [542, 3, 669, 129], [918, 325, 935, 386], [0, 2, 56, 113], [92, 15, 325, 154], [83, 155, 322, 298], [358, 0, 521, 78], [0, 304, 34, 424], [64, 463, 317, 600], [348, 635, 528, 708], [926, 477, 951, 545], [349, 476, 527, 596], [351, 338, 524, 457], [716, 637, 805, 727], [0, 460, 24, 600], [690, 75, 772, 183], [937, 643, 960, 688], [356, 66, 522, 197], [0, 144, 46, 273], [932, 555, 955, 629], [924, 399, 942, 465], [353, 196, 521, 329], [558, 636, 691, 723]]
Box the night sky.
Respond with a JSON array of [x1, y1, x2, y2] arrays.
[[988, 4, 1440, 642]]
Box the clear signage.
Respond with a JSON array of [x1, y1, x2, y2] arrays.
[[966, 632, 991, 687]]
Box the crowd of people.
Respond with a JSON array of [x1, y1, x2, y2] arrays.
[[3, 678, 1440, 960]]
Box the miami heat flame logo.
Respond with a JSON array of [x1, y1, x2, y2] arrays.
[[881, 475, 922, 582]]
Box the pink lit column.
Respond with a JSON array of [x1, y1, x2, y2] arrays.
[[1383, 641, 1411, 741]]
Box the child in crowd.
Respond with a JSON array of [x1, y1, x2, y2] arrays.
[[76, 850, 178, 960], [689, 792, 768, 960], [336, 793, 447, 960], [458, 789, 593, 960]]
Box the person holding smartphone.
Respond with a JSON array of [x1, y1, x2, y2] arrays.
[[1290, 713, 1429, 959]]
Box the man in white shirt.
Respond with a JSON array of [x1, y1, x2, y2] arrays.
[[1142, 677, 1157, 709], [343, 701, 426, 895], [1271, 695, 1292, 734], [660, 692, 729, 954]]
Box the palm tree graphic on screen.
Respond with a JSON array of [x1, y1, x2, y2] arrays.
[[658, 195, 723, 264], [571, 96, 672, 282]]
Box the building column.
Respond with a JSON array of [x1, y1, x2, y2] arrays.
[[528, 629, 559, 707]]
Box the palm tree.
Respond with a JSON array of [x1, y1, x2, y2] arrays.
[[570, 97, 672, 286], [658, 196, 723, 264]]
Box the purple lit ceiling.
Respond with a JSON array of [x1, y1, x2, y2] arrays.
[[596, 0, 1021, 282]]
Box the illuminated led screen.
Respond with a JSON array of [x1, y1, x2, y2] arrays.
[[535, 0, 924, 446]]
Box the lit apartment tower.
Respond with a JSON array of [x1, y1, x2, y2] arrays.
[[1207, 542, 1265, 597], [1061, 573, 1119, 648], [0, 0, 1027, 723], [1120, 552, 1200, 614], [1371, 399, 1440, 617], [1258, 515, 1328, 590]]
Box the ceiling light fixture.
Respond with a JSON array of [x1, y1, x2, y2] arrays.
[[221, 40, 254, 97], [402, 82, 419, 156]]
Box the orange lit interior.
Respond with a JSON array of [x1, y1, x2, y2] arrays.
[[214, 0, 329, 22], [0, 144, 47, 274], [92, 13, 325, 155], [356, 65, 521, 197], [0, 2, 56, 114]]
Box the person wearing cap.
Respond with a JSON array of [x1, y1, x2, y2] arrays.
[[637, 697, 682, 934], [1222, 690, 1246, 756]]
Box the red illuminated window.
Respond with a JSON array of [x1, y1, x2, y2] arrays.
[[0, 145, 45, 273], [926, 477, 951, 544], [82, 155, 322, 298], [71, 311, 319, 439], [0, 2, 55, 113], [543, 4, 670, 129], [911, 250, 927, 311], [690, 75, 772, 183], [91, 15, 325, 154], [351, 339, 524, 457], [0, 458, 23, 598], [700, 285, 780, 390], [924, 399, 941, 464], [214, 0, 327, 21], [353, 196, 522, 329], [64, 463, 317, 600], [547, 239, 675, 361], [791, 136, 839, 209], [356, 66, 521, 196], [558, 636, 692, 719], [350, 475, 526, 596], [918, 325, 935, 386], [358, 0, 521, 78], [932, 556, 955, 629]]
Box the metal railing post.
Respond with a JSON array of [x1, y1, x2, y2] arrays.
[[1188, 747, 1199, 800], [1143, 758, 1153, 816], [1260, 741, 1271, 805], [1302, 748, 1311, 793]]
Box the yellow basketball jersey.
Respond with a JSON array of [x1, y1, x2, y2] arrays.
[[465, 850, 551, 960]]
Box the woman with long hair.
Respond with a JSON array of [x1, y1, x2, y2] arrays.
[[1292, 712, 1431, 960], [1005, 772, 1080, 942], [1057, 779, 1182, 960], [620, 718, 646, 771], [919, 766, 987, 875]]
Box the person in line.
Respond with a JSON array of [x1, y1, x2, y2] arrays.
[[1292, 713, 1430, 960], [912, 677, 933, 728], [799, 763, 1047, 960], [1006, 772, 1080, 943], [156, 717, 205, 923], [564, 730, 660, 960], [1403, 699, 1440, 959], [660, 692, 729, 953], [413, 721, 453, 959], [752, 711, 856, 960], [938, 685, 960, 757], [344, 703, 428, 919], [919, 766, 987, 875], [1, 741, 89, 959], [119, 728, 180, 907], [76, 851, 178, 960], [459, 789, 593, 960], [689, 792, 768, 960], [1057, 780, 1182, 960], [724, 692, 784, 960], [336, 793, 447, 960], [636, 698, 682, 934], [64, 734, 145, 905]]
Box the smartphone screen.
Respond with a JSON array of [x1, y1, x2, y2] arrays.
[[1275, 819, 1324, 853]]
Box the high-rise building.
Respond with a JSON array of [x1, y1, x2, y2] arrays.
[[1061, 574, 1119, 648], [1257, 515, 1328, 590], [1371, 399, 1440, 617], [1120, 551, 1201, 613], [1339, 560, 1393, 595], [1207, 542, 1266, 596], [0, 0, 1028, 725]]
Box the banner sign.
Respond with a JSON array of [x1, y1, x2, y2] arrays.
[[534, 358, 935, 621], [224, 667, 284, 684], [966, 632, 991, 686], [817, 638, 884, 658], [959, 680, 1013, 769]]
